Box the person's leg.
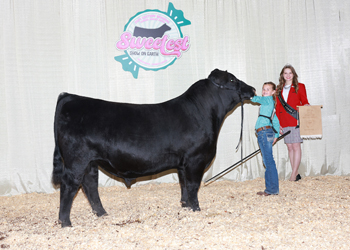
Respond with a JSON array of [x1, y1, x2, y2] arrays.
[[258, 130, 279, 194], [287, 142, 301, 181], [286, 143, 294, 180], [286, 143, 294, 166], [291, 142, 301, 180]]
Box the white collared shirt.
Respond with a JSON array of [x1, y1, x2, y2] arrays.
[[283, 84, 292, 102]]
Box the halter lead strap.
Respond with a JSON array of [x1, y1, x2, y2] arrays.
[[209, 78, 244, 159], [235, 94, 243, 161]]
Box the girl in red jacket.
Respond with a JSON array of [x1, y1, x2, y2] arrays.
[[275, 64, 309, 181]]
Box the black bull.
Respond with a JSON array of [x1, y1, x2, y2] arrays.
[[52, 69, 256, 227]]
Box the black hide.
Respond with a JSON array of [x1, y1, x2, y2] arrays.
[[52, 68, 255, 227]]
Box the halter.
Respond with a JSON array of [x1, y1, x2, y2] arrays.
[[210, 78, 236, 90]]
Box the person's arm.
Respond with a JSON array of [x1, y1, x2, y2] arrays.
[[298, 84, 310, 105], [251, 96, 268, 105], [251, 96, 262, 104], [272, 114, 280, 139]]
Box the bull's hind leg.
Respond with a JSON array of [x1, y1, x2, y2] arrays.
[[58, 173, 80, 227], [81, 162, 107, 217], [177, 167, 189, 207]]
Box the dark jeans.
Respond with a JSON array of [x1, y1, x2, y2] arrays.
[[257, 128, 279, 194]]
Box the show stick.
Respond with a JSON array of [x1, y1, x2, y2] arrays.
[[204, 131, 291, 185]]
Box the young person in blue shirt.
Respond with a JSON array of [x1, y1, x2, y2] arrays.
[[251, 82, 280, 196]]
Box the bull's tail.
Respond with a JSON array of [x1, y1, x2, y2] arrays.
[[52, 144, 63, 187], [51, 92, 70, 187]]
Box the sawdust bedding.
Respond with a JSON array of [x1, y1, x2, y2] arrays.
[[1, 175, 350, 249]]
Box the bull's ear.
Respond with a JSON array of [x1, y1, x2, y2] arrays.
[[208, 70, 217, 82], [209, 68, 220, 79], [209, 75, 216, 83]]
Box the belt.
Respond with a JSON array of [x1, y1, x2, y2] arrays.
[[256, 126, 272, 133]]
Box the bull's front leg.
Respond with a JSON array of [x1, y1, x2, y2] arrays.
[[182, 165, 203, 211], [186, 179, 201, 211]]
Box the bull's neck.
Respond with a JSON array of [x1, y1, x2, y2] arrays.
[[188, 88, 234, 129]]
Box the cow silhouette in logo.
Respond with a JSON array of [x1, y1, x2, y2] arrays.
[[133, 23, 171, 39]]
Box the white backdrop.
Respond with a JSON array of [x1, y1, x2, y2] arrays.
[[1, 0, 349, 196]]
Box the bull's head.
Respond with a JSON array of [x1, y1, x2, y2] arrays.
[[208, 68, 256, 102]]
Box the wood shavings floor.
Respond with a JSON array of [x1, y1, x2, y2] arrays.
[[1, 176, 350, 249]]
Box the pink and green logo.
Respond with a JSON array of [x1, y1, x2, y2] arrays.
[[115, 2, 191, 78]]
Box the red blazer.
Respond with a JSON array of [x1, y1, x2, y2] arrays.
[[275, 83, 309, 127]]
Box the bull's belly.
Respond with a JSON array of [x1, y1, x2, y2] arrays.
[[95, 155, 181, 179]]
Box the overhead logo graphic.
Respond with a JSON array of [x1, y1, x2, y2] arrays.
[[115, 2, 191, 78]]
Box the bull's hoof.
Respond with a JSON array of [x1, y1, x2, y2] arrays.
[[97, 211, 108, 217], [92, 209, 108, 217], [62, 223, 72, 228], [191, 206, 201, 212], [59, 219, 72, 228], [181, 201, 190, 208]]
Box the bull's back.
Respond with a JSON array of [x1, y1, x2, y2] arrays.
[[57, 95, 181, 138], [54, 93, 211, 176]]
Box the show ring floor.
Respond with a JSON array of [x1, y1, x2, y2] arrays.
[[1, 175, 349, 249]]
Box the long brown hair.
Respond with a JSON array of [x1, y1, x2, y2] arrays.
[[263, 81, 277, 106], [276, 64, 299, 95]]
